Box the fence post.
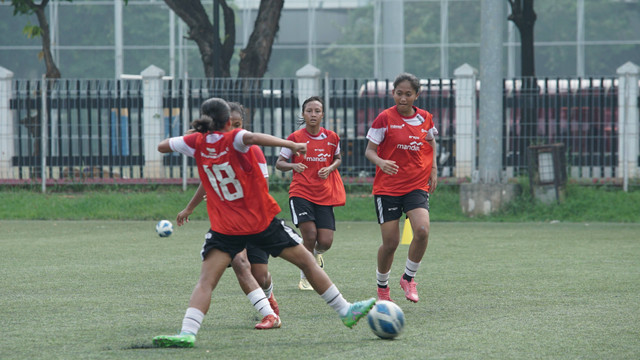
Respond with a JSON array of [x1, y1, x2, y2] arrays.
[[454, 63, 478, 179], [0, 66, 14, 179], [616, 61, 639, 190], [141, 65, 166, 178]]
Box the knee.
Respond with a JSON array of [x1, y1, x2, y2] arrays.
[[300, 223, 318, 241], [381, 239, 400, 253], [251, 268, 271, 288], [316, 236, 333, 251], [231, 256, 252, 278], [303, 229, 317, 243], [413, 226, 429, 242]]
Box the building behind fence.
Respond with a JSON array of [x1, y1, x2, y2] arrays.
[[0, 62, 638, 188]]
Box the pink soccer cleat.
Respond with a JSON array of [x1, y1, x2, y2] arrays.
[[399, 276, 419, 303]]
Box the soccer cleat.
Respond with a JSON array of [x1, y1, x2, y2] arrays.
[[298, 278, 313, 291], [315, 253, 324, 269], [255, 314, 281, 330], [152, 333, 196, 348], [268, 292, 280, 316], [340, 298, 376, 328], [399, 276, 419, 303], [377, 287, 394, 302]]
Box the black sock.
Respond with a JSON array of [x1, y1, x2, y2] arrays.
[[403, 273, 414, 282], [377, 284, 388, 289]]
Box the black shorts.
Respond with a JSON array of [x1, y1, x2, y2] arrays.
[[201, 218, 302, 261], [245, 243, 269, 264], [373, 189, 430, 224], [289, 196, 336, 230]]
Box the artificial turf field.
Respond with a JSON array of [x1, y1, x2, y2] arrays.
[[1, 220, 638, 359]]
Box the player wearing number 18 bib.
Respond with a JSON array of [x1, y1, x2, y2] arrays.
[[173, 128, 279, 235], [152, 98, 375, 349], [175, 102, 280, 325]]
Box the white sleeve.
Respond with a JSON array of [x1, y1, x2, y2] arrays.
[[232, 129, 251, 153], [258, 163, 269, 178], [366, 127, 386, 145], [425, 126, 439, 141], [279, 147, 293, 159], [169, 137, 195, 157]]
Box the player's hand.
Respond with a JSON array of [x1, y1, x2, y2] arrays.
[[291, 142, 307, 157], [379, 160, 399, 175], [318, 166, 332, 179], [293, 163, 308, 173], [429, 168, 438, 193], [176, 208, 193, 226]]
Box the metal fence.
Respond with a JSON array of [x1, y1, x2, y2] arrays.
[[2, 75, 633, 186], [504, 77, 620, 179]]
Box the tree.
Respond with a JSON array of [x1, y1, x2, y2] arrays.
[[236, 0, 284, 78], [163, 0, 284, 78], [5, 0, 68, 78], [507, 0, 538, 170], [507, 0, 536, 77]]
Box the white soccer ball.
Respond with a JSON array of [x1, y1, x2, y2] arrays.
[[367, 300, 405, 339], [155, 220, 173, 237]]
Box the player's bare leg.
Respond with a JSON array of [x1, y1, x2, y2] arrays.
[[297, 221, 319, 290], [376, 219, 400, 301], [314, 228, 334, 269], [231, 249, 279, 327], [249, 263, 278, 316], [279, 244, 375, 328], [400, 208, 430, 303], [153, 249, 230, 347]]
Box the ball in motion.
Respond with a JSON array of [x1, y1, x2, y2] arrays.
[[367, 300, 405, 339], [155, 220, 173, 237]]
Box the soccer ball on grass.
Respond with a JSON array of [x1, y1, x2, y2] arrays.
[[155, 220, 173, 237], [367, 300, 405, 339]]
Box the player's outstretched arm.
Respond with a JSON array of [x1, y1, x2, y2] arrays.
[[158, 138, 172, 153], [243, 132, 307, 156]]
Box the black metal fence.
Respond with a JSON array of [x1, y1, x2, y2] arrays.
[[10, 79, 144, 180], [504, 77, 620, 179], [5, 76, 626, 185]]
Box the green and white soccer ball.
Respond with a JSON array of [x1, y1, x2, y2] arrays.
[[155, 220, 173, 237]]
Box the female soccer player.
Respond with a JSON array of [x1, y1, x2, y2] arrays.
[[364, 73, 438, 303], [276, 96, 346, 290], [176, 102, 280, 318], [153, 98, 375, 348]]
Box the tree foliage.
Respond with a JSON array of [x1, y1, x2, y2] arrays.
[[319, 5, 375, 78]]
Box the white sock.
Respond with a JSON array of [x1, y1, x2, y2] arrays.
[[405, 259, 421, 278], [313, 248, 326, 256], [376, 269, 391, 287], [320, 284, 350, 316], [300, 269, 306, 280], [263, 281, 273, 299], [181, 307, 204, 335], [247, 288, 275, 317]]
